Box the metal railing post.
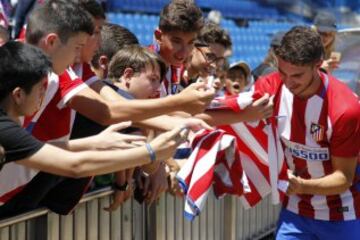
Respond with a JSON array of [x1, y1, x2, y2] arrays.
[[223, 196, 236, 240]]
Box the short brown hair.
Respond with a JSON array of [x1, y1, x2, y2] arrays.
[[159, 0, 204, 33], [26, 0, 94, 45], [108, 45, 167, 83], [91, 23, 139, 69], [275, 26, 324, 66], [196, 22, 232, 50]]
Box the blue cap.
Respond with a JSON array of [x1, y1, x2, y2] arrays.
[[314, 11, 337, 32], [270, 31, 285, 48]]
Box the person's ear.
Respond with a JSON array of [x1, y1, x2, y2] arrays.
[[43, 33, 60, 50], [315, 59, 323, 69], [154, 28, 163, 44], [11, 87, 25, 106], [123, 68, 134, 88], [123, 67, 134, 79]]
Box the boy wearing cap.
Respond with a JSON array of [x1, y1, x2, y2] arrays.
[[225, 61, 252, 95]]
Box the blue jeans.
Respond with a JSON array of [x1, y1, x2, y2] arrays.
[[276, 208, 360, 240]]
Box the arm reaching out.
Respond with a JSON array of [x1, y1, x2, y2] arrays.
[[18, 127, 188, 178], [196, 94, 273, 126], [68, 82, 215, 125]]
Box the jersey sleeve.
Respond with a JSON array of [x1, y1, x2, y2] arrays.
[[0, 115, 44, 164], [57, 68, 88, 109], [330, 105, 360, 158], [253, 72, 282, 96]]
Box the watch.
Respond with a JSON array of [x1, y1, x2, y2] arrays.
[[113, 181, 128, 191]]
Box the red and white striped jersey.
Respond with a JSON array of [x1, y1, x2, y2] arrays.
[[209, 92, 273, 207], [158, 65, 185, 97], [23, 68, 87, 142], [255, 71, 360, 221], [177, 92, 273, 213], [177, 129, 250, 220], [219, 121, 273, 209]]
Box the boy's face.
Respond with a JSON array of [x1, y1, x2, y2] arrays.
[[155, 30, 197, 67], [128, 63, 161, 99], [79, 17, 105, 64], [226, 67, 247, 95], [191, 43, 226, 78], [46, 32, 89, 74], [17, 77, 47, 116]]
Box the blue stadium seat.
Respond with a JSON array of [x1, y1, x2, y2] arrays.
[[106, 12, 303, 71]]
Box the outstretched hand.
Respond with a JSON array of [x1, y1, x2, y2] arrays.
[[149, 126, 189, 161], [178, 82, 215, 114], [95, 121, 146, 150]]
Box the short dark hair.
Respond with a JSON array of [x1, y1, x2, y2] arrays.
[[26, 0, 94, 45], [275, 26, 324, 66], [91, 23, 139, 69], [159, 0, 204, 33], [73, 0, 106, 19], [108, 45, 167, 83], [0, 41, 52, 101], [196, 22, 232, 50]]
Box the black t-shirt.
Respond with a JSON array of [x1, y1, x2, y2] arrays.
[[0, 109, 44, 169], [70, 81, 139, 140]]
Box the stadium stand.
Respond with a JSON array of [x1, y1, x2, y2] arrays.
[[106, 0, 354, 69]]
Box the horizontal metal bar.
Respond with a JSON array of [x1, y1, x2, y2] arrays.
[[0, 187, 114, 228], [79, 187, 113, 203], [0, 208, 48, 228]]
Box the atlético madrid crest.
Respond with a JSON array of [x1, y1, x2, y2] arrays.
[[310, 123, 325, 142]]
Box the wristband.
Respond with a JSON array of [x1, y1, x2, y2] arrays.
[[145, 143, 156, 162], [113, 181, 128, 191]]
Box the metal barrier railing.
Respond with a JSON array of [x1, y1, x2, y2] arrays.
[[0, 188, 280, 240]]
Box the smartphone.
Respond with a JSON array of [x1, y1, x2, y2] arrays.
[[174, 127, 190, 144], [330, 51, 342, 62], [133, 175, 147, 204], [196, 76, 215, 90]]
